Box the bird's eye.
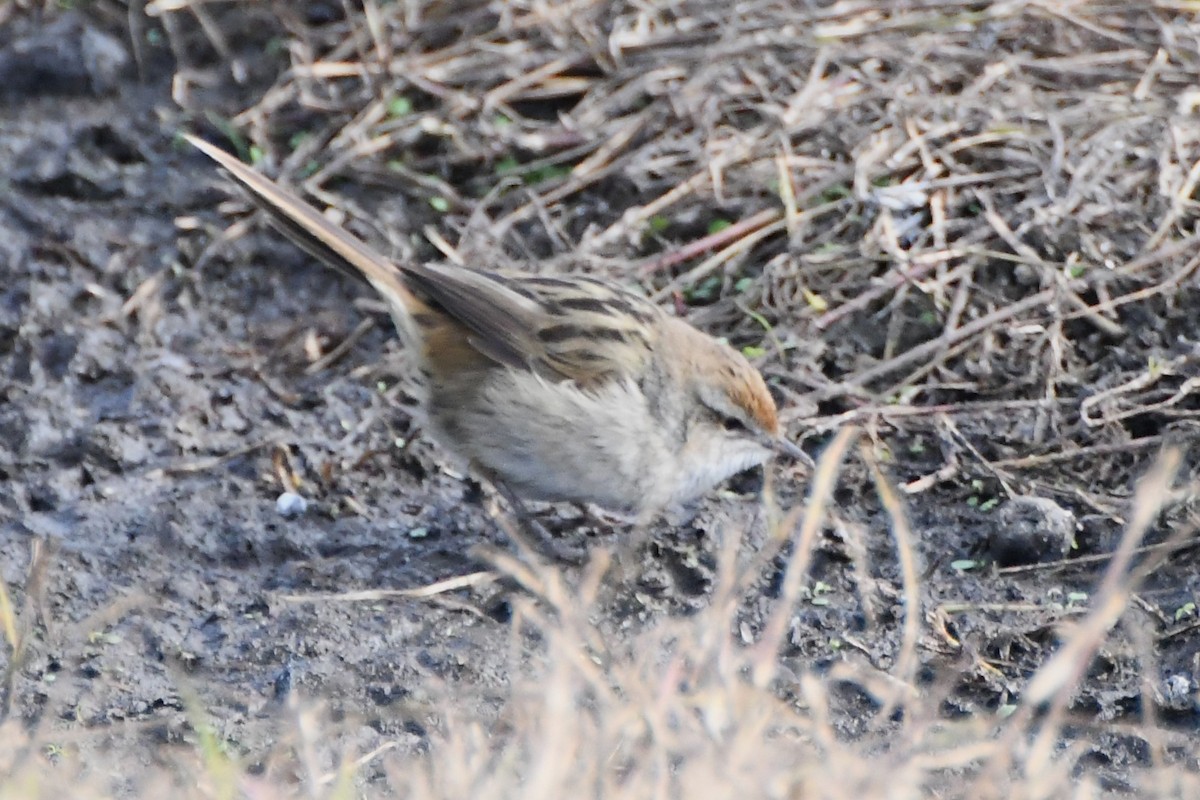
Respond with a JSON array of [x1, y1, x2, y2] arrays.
[[722, 416, 747, 433]]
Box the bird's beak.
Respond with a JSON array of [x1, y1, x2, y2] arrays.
[[769, 436, 815, 470]]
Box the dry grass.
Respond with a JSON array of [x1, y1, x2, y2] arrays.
[[1, 444, 1196, 798], [4, 0, 1200, 797]]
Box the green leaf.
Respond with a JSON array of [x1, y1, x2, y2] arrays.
[[387, 96, 413, 117], [802, 288, 828, 311], [685, 275, 721, 302], [526, 164, 571, 185], [495, 156, 520, 175], [429, 196, 450, 213], [820, 184, 851, 203]]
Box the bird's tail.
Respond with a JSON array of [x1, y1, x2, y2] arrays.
[[184, 134, 424, 326]]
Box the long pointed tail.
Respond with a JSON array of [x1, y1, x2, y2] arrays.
[[184, 134, 421, 317]]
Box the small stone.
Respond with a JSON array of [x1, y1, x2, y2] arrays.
[[1156, 674, 1195, 711], [276, 492, 308, 518], [988, 495, 1077, 567]]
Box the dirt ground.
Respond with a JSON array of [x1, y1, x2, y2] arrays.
[[2, 2, 1199, 796]]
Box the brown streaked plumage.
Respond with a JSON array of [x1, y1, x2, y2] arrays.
[[185, 134, 803, 521]]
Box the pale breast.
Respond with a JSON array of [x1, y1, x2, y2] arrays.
[[428, 368, 677, 514]]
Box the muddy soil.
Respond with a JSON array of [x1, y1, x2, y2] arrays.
[[1, 7, 1198, 793]]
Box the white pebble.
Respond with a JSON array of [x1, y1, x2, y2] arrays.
[[276, 492, 308, 518]]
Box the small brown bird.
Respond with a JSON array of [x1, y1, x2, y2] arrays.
[[186, 134, 805, 528]]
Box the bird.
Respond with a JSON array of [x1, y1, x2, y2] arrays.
[[185, 134, 807, 547]]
